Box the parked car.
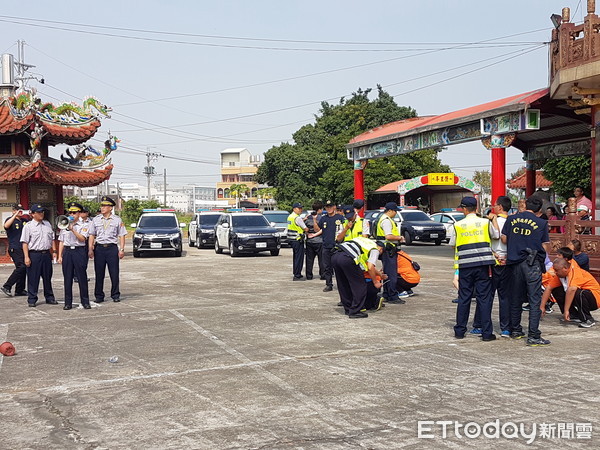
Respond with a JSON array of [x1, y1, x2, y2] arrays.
[[398, 210, 446, 245], [364, 209, 400, 237], [132, 209, 186, 257], [188, 212, 222, 248], [214, 212, 281, 257], [262, 210, 290, 246], [430, 211, 465, 244]]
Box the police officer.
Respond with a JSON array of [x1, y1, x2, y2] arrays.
[[88, 196, 127, 302], [287, 202, 309, 281], [375, 202, 405, 304], [338, 201, 367, 241], [453, 197, 496, 341], [304, 201, 324, 280], [501, 196, 551, 346], [74, 206, 92, 283], [20, 204, 57, 307], [331, 233, 385, 319], [57, 202, 91, 310], [313, 200, 344, 292], [2, 204, 29, 297]]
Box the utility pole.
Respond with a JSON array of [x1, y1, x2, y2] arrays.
[[163, 169, 167, 206], [143, 149, 161, 201]]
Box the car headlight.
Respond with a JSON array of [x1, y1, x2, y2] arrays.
[[134, 233, 143, 239], [273, 232, 280, 237], [169, 233, 181, 239], [236, 233, 251, 238], [413, 226, 424, 231]]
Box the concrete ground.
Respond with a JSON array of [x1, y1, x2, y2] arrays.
[[0, 242, 597, 449]]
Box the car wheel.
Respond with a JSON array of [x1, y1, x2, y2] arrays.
[[229, 241, 238, 257], [133, 250, 141, 258], [403, 231, 412, 245], [215, 238, 223, 254], [188, 236, 195, 247], [270, 249, 280, 256], [435, 239, 442, 246], [175, 245, 183, 257]]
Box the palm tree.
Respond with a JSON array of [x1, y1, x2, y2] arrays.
[[229, 183, 249, 208]]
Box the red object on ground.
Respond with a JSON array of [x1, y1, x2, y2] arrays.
[[0, 342, 16, 356]]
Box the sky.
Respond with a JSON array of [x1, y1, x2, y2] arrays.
[[0, 0, 586, 190]]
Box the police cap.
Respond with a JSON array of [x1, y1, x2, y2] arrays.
[[100, 196, 116, 207], [67, 202, 83, 212], [459, 197, 477, 208]]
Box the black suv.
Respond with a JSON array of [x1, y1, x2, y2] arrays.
[[189, 212, 222, 248], [132, 211, 185, 257], [397, 210, 446, 245], [214, 212, 281, 256]]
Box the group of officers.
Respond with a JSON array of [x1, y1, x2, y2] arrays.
[[287, 200, 420, 318], [2, 196, 127, 309], [453, 195, 600, 347]]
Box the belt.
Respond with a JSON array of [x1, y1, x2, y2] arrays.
[[29, 250, 50, 253], [96, 243, 117, 247], [65, 246, 85, 250]]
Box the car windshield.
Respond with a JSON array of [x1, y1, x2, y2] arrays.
[[232, 215, 270, 227], [451, 214, 465, 220], [400, 211, 431, 221], [263, 213, 289, 223], [199, 215, 220, 226], [139, 215, 178, 228]]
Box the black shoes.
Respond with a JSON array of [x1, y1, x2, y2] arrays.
[[46, 300, 58, 305], [15, 290, 28, 296], [83, 304, 91, 309], [94, 299, 104, 303], [349, 312, 368, 319], [323, 286, 333, 292], [306, 276, 313, 280], [292, 277, 305, 281], [63, 305, 72, 310], [482, 334, 497, 342], [28, 303, 36, 307], [113, 298, 121, 302], [1, 287, 11, 297]]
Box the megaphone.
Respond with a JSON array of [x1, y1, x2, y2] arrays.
[[56, 215, 72, 230]]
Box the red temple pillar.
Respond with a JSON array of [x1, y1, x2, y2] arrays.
[[19, 181, 28, 207], [592, 105, 599, 219], [353, 161, 365, 215], [525, 162, 536, 198], [491, 147, 506, 202], [55, 184, 64, 214]]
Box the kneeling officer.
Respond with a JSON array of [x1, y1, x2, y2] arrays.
[[58, 202, 91, 309]]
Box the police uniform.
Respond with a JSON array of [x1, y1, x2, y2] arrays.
[[20, 204, 57, 307], [315, 201, 344, 291], [375, 203, 401, 303], [59, 202, 91, 309], [89, 196, 127, 302], [2, 204, 28, 297], [453, 197, 496, 340], [331, 236, 383, 318], [501, 201, 550, 343], [287, 203, 308, 280]]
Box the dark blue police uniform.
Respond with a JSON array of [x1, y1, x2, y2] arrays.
[[3, 208, 28, 296]]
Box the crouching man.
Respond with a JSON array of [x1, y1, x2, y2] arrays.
[[542, 258, 600, 328]]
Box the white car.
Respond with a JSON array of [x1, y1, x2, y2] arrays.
[[429, 211, 465, 245]]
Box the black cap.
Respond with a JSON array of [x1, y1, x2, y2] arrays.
[[352, 199, 365, 209], [292, 202, 303, 209], [30, 204, 45, 213], [459, 197, 477, 208], [324, 200, 335, 207], [67, 202, 83, 212], [12, 203, 24, 211], [342, 205, 355, 219], [384, 201, 400, 211], [100, 196, 116, 206]]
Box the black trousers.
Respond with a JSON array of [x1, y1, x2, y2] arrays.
[[322, 247, 334, 286], [94, 244, 120, 300], [332, 251, 367, 315], [4, 247, 26, 293], [508, 260, 543, 339], [305, 240, 323, 279], [473, 264, 511, 331], [26, 251, 55, 305], [381, 249, 398, 300], [396, 276, 418, 293], [62, 247, 90, 307], [290, 239, 305, 278], [365, 280, 380, 310], [454, 265, 493, 338], [551, 286, 598, 322]]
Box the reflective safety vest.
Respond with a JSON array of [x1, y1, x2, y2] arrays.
[[343, 217, 364, 241], [375, 214, 399, 244], [287, 212, 305, 241], [338, 236, 378, 271], [453, 214, 495, 269]]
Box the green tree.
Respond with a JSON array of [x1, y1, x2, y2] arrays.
[[229, 183, 249, 208], [256, 85, 448, 206], [121, 198, 162, 225], [543, 155, 591, 200]]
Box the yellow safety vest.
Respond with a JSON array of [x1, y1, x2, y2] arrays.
[[453, 214, 495, 269], [287, 212, 305, 241], [343, 217, 364, 241], [375, 214, 399, 244], [338, 236, 378, 271]]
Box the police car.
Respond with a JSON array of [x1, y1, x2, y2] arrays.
[[132, 209, 186, 257], [214, 212, 281, 257], [188, 211, 222, 248]]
